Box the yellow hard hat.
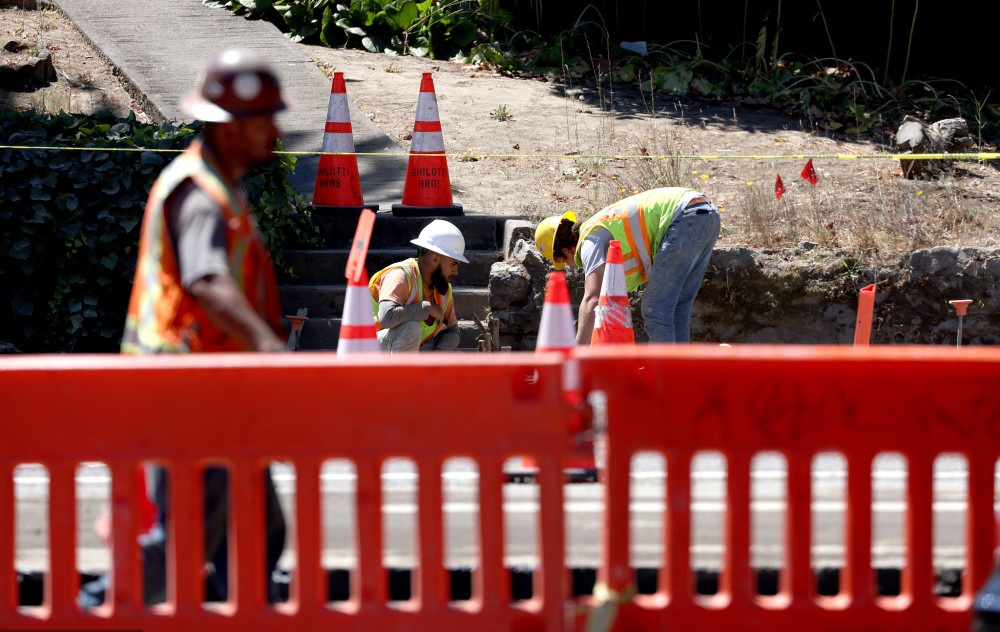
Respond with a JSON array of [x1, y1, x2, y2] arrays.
[[534, 210, 576, 270]]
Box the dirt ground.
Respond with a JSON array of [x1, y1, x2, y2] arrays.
[[0, 2, 148, 121], [4, 2, 999, 256]]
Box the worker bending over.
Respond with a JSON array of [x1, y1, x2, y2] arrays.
[[534, 187, 720, 344], [369, 219, 468, 352]]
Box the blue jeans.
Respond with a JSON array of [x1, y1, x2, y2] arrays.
[[641, 203, 721, 342]]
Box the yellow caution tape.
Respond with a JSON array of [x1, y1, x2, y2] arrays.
[[1, 145, 998, 161]]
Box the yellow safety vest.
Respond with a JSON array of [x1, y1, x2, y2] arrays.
[[574, 187, 692, 292], [369, 258, 453, 345]]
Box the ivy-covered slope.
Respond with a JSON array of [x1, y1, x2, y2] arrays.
[[0, 110, 318, 353]]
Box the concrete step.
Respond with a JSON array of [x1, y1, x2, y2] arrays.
[[279, 249, 501, 286], [281, 285, 489, 321], [290, 318, 486, 351], [309, 212, 504, 251]]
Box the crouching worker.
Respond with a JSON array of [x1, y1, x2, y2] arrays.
[[369, 219, 468, 352], [534, 187, 720, 344]]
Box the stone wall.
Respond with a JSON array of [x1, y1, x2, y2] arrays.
[[489, 242, 1000, 349]]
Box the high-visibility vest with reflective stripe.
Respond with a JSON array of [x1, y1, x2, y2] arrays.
[[121, 140, 283, 353], [574, 187, 693, 292], [369, 258, 453, 345]]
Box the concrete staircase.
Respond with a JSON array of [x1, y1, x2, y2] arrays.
[[279, 213, 511, 351]]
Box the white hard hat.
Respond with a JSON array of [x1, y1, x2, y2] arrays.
[[410, 219, 469, 263]]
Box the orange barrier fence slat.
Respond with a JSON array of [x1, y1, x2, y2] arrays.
[[356, 459, 384, 609], [724, 452, 753, 607], [170, 461, 203, 610], [666, 449, 693, 605], [234, 458, 267, 609], [845, 451, 874, 608], [416, 455, 446, 609], [786, 453, 813, 601], [968, 456, 996, 600], [599, 430, 630, 595], [109, 459, 143, 614], [477, 456, 506, 612], [903, 452, 934, 609], [47, 462, 76, 613], [537, 454, 566, 628], [294, 458, 324, 612], [1, 461, 14, 613]]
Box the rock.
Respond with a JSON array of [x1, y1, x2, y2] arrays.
[[502, 220, 535, 259], [510, 238, 549, 270], [1, 47, 56, 88], [710, 247, 756, 271], [488, 262, 532, 310], [896, 115, 974, 178], [908, 247, 960, 276]]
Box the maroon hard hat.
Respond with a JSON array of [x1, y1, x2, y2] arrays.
[[180, 48, 292, 123]]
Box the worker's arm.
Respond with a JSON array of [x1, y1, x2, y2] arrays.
[[576, 263, 605, 345], [189, 273, 285, 351], [377, 300, 443, 328]]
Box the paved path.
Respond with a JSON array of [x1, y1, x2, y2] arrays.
[[50, 0, 410, 209]]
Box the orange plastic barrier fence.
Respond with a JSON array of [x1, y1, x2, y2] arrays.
[[3, 346, 1000, 631], [0, 353, 582, 631], [580, 344, 1000, 631]]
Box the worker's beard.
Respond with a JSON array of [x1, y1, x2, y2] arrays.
[[430, 265, 450, 295]]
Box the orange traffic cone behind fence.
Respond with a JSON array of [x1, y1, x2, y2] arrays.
[[591, 240, 635, 345], [536, 271, 577, 355], [313, 72, 378, 214], [391, 72, 463, 217], [337, 267, 380, 355], [530, 270, 587, 471]]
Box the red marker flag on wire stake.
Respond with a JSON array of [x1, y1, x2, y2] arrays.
[[345, 208, 376, 283], [801, 159, 818, 185], [775, 174, 785, 199]]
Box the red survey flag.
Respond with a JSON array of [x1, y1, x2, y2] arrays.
[[801, 159, 818, 186], [775, 174, 785, 199]]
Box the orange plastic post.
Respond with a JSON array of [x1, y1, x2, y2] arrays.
[[853, 283, 876, 346]]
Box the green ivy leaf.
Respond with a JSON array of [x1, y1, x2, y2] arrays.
[[9, 241, 32, 260], [12, 294, 33, 315]]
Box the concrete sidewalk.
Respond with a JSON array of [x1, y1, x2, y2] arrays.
[[50, 0, 410, 210]]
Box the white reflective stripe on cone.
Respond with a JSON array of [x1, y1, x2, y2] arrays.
[[410, 131, 446, 153]]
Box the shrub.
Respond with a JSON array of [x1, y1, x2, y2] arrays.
[[0, 110, 318, 353]]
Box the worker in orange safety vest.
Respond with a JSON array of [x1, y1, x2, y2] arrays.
[[369, 219, 468, 352], [112, 48, 290, 607]]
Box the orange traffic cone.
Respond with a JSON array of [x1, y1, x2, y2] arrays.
[[532, 271, 590, 471], [536, 271, 576, 354], [391, 72, 463, 217], [313, 72, 378, 215], [591, 240, 635, 345], [337, 267, 380, 355]]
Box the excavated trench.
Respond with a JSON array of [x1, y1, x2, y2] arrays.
[[489, 243, 1000, 349]]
